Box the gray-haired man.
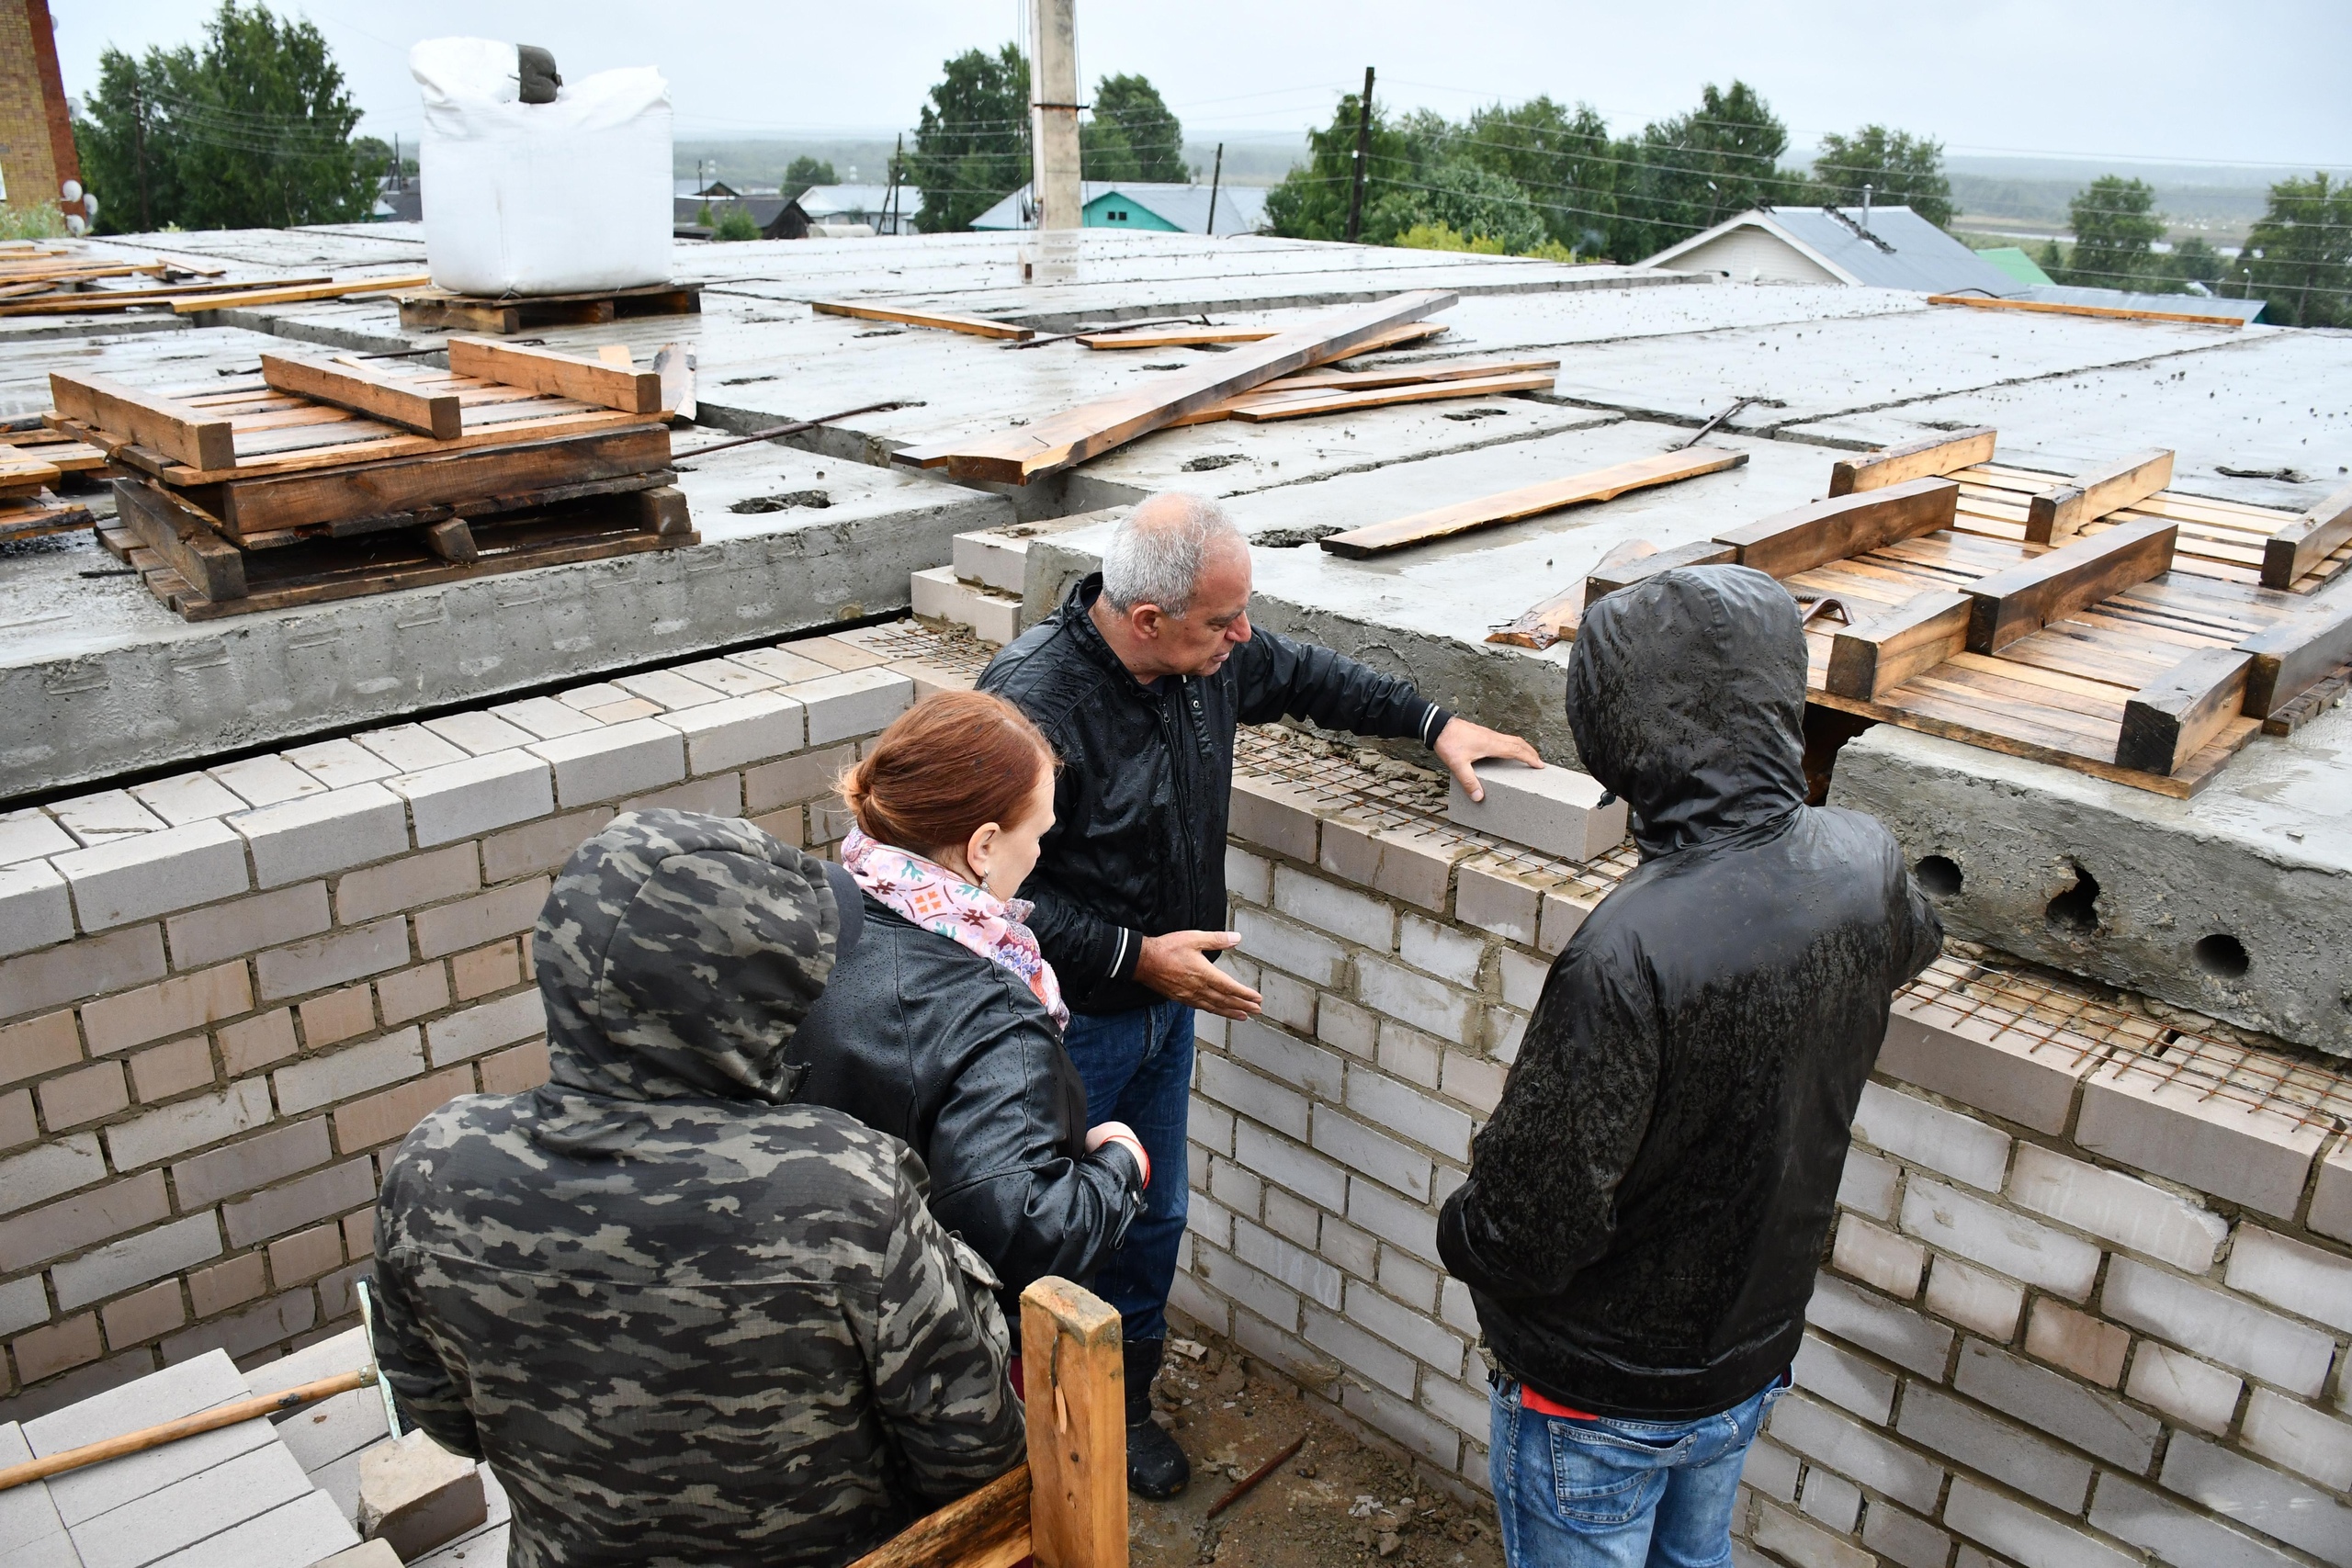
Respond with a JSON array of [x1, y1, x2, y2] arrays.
[[979, 492, 1536, 1496]]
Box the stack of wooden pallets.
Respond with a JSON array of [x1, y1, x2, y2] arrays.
[[49, 336, 694, 619], [0, 240, 434, 320], [395, 281, 704, 335], [0, 434, 97, 544]]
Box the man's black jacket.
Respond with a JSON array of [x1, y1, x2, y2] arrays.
[[1438, 566, 1942, 1419], [979, 572, 1449, 1016]]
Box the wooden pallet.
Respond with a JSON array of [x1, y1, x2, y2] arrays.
[[0, 491, 95, 545], [396, 282, 702, 334], [100, 484, 696, 620]]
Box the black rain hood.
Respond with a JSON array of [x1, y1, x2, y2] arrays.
[[1566, 564, 1809, 859], [532, 809, 856, 1107]]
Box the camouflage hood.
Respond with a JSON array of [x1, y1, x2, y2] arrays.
[[534, 810, 846, 1105]]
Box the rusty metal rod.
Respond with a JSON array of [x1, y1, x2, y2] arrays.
[[671, 400, 910, 460], [1204, 1432, 1307, 1519]]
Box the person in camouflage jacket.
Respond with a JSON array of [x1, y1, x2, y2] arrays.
[[370, 810, 1025, 1568]]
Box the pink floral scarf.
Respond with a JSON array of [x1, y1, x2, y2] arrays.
[[841, 828, 1069, 1030]]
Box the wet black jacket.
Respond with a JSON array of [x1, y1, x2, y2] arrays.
[[979, 572, 1450, 1016], [1438, 566, 1941, 1420], [790, 891, 1146, 1318]]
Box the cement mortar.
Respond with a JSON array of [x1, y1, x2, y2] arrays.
[[1828, 711, 2352, 1057], [0, 445, 1003, 801]]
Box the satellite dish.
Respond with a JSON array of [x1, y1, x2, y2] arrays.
[[61, 178, 82, 201], [81, 191, 97, 219], [64, 214, 86, 236]]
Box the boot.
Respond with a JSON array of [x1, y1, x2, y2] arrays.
[[1124, 1337, 1191, 1498]]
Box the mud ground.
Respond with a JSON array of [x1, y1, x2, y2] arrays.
[[1127, 1332, 1504, 1568]]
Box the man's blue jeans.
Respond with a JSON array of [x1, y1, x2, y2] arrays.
[[1487, 1375, 1787, 1568], [1060, 998, 1193, 1345]]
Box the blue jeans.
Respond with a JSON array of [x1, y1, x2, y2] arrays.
[[1488, 1375, 1787, 1568], [1060, 999, 1193, 1344]]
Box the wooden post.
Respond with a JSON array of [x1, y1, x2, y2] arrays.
[[1206, 143, 1224, 236], [1344, 68, 1375, 243], [1021, 1277, 1125, 1568], [1029, 0, 1082, 231]]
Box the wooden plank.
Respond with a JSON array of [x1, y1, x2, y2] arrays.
[[1964, 518, 2178, 653], [214, 425, 673, 535], [112, 479, 247, 601], [1233, 370, 1555, 423], [1324, 448, 1746, 559], [1828, 429, 1997, 497], [1584, 538, 1738, 607], [2116, 647, 2255, 775], [258, 355, 461, 440], [2258, 482, 2352, 590], [895, 290, 1456, 485], [2238, 600, 2352, 716], [0, 451, 62, 498], [0, 493, 96, 545], [1021, 1278, 1125, 1568], [49, 372, 234, 470], [2025, 449, 2175, 545], [47, 406, 657, 487], [445, 337, 663, 415], [813, 299, 1035, 341], [1246, 356, 1561, 394], [1825, 590, 1973, 700], [845, 1467, 1031, 1568], [169, 272, 433, 313], [1716, 477, 1960, 580], [0, 276, 338, 317], [1078, 326, 1274, 349], [1926, 293, 2252, 329]]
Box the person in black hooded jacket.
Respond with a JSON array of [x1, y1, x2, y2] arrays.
[[1438, 564, 1941, 1568]]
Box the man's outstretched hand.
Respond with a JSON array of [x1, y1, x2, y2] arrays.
[[1136, 930, 1262, 1020], [1433, 717, 1545, 803]]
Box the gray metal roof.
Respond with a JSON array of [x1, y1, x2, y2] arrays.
[[968, 181, 1270, 235], [2005, 283, 2267, 324], [1751, 206, 2024, 295]]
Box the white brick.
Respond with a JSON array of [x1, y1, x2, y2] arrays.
[[1923, 1257, 2024, 1341], [2090, 1474, 2306, 1568], [2076, 1058, 2323, 1220], [133, 773, 248, 826], [1419, 1371, 1489, 1439], [1199, 1055, 1307, 1138], [1316, 995, 1376, 1058], [0, 1133, 106, 1214], [2124, 1341, 2243, 1434], [1792, 1330, 1894, 1423], [1234, 1122, 1346, 1210], [227, 785, 408, 889], [1740, 1436, 1801, 1504], [1852, 1081, 2010, 1190], [0, 808, 76, 863], [425, 991, 546, 1066], [0, 860, 74, 957], [1234, 1219, 1342, 1310], [1942, 1478, 2138, 1568], [2159, 1433, 2352, 1567], [1768, 1393, 1942, 1512], [422, 710, 536, 756], [1831, 1215, 1924, 1298], [1837, 1145, 1898, 1221], [1303, 1303, 1418, 1395], [1311, 1106, 1432, 1201], [1194, 1242, 1303, 1332], [2102, 1256, 2335, 1395], [2241, 1387, 2352, 1492], [1376, 1024, 1442, 1088], [1446, 762, 1625, 862], [390, 751, 554, 846], [1497, 947, 1548, 1012], [614, 669, 725, 710], [105, 1079, 273, 1171], [209, 754, 325, 808], [355, 724, 468, 773], [0, 1272, 48, 1334], [273, 1029, 424, 1115], [1951, 1338, 2160, 1472], [1799, 1467, 1861, 1533], [1188, 1096, 1234, 1158], [492, 695, 598, 739], [1900, 1177, 2099, 1300], [2224, 1225, 2352, 1333], [1272, 865, 1393, 950], [1440, 1050, 1505, 1117], [1354, 954, 1476, 1045], [1233, 906, 1350, 988], [1805, 1273, 1953, 1378], [1398, 916, 1483, 987], [1223, 845, 1272, 906], [1345, 1278, 1464, 1375], [50, 1212, 223, 1310], [655, 691, 808, 775], [795, 667, 914, 746], [53, 820, 250, 931], [2008, 1144, 2227, 1273], [254, 917, 408, 1001], [1227, 1018, 1344, 1100], [528, 717, 686, 807], [1752, 1500, 1873, 1568], [951, 527, 1031, 594], [283, 738, 397, 790], [911, 565, 1023, 643], [1347, 1175, 1439, 1262], [1345, 1066, 1473, 1162]]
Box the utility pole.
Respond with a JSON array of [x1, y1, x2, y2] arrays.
[[1029, 0, 1081, 231], [131, 67, 150, 231], [1205, 141, 1224, 236], [884, 132, 903, 234], [1343, 66, 1374, 244]]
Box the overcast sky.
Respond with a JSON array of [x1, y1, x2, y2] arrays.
[[51, 1, 2352, 171]]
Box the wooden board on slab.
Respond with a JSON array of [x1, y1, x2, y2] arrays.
[[813, 299, 1035, 341], [891, 290, 1455, 484], [2239, 599, 2352, 716], [1323, 448, 1747, 559], [0, 451, 62, 498], [1828, 428, 1997, 496], [1231, 369, 1555, 423], [1717, 477, 1960, 580], [259, 355, 461, 440], [1239, 355, 1562, 395], [2259, 483, 2352, 590], [2115, 646, 2255, 775], [2025, 448, 2175, 545], [0, 275, 334, 317], [1964, 518, 2178, 652], [1826, 589, 1974, 701], [48, 371, 235, 470], [446, 337, 664, 415], [171, 272, 433, 313], [397, 282, 700, 335], [0, 491, 96, 545], [113, 478, 248, 600], [1926, 293, 2251, 329]]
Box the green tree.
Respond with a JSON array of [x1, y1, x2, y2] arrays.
[[1616, 81, 1798, 259], [2063, 175, 2165, 289], [350, 136, 415, 180], [712, 209, 761, 242], [1455, 96, 1616, 252], [1806, 125, 1953, 228], [1086, 74, 1184, 183], [73, 3, 374, 233], [2238, 173, 2352, 327], [2163, 235, 2224, 288], [1364, 161, 1546, 253], [1263, 89, 1424, 242], [784, 154, 837, 195], [909, 44, 1029, 232]]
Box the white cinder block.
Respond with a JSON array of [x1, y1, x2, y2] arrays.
[[794, 667, 915, 747], [1852, 1081, 2010, 1191], [1446, 761, 1626, 863], [528, 718, 687, 807], [390, 751, 554, 847], [1900, 1178, 2099, 1301], [2223, 1225, 2352, 1333], [0, 860, 74, 957], [952, 528, 1032, 594], [911, 565, 1023, 644], [54, 819, 250, 931], [2102, 1257, 2335, 1395], [2008, 1144, 2227, 1273], [656, 692, 808, 774], [229, 784, 409, 888]]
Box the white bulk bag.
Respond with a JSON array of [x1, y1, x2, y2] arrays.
[[411, 38, 673, 297]]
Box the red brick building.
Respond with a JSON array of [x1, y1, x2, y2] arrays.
[[0, 0, 79, 216]]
